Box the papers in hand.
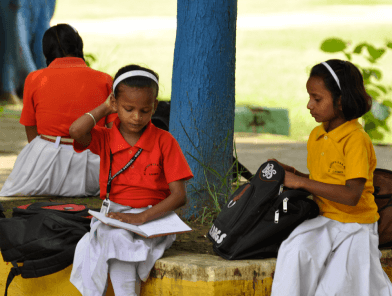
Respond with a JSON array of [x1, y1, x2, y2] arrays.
[[88, 210, 192, 238]]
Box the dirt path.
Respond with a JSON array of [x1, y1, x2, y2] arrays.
[[0, 116, 27, 190]]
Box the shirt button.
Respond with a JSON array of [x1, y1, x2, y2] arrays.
[[324, 136, 328, 140], [321, 152, 324, 156], [129, 150, 132, 154]]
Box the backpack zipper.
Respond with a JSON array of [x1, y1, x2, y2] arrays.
[[275, 185, 285, 223], [283, 197, 289, 213], [274, 210, 279, 223]]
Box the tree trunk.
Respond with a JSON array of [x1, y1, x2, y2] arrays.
[[170, 0, 237, 219]]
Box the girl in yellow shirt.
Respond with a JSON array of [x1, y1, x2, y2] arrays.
[[271, 59, 392, 296]]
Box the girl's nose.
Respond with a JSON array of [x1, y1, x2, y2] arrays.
[[133, 112, 142, 121], [307, 100, 313, 110]]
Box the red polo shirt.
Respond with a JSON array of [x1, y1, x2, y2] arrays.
[[74, 118, 193, 207], [20, 57, 117, 136]]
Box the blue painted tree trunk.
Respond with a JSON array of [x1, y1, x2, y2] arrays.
[[0, 0, 55, 102], [169, 0, 237, 219]]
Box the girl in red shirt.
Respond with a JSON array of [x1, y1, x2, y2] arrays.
[[69, 64, 193, 296], [0, 24, 115, 197]]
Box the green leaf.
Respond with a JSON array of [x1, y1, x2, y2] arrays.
[[366, 45, 385, 62], [364, 121, 377, 131], [343, 52, 352, 61], [379, 120, 390, 132], [367, 129, 384, 141], [320, 38, 347, 53], [363, 68, 382, 80], [374, 84, 388, 94], [366, 89, 380, 99], [386, 42, 392, 49], [353, 43, 367, 54], [382, 100, 392, 108]]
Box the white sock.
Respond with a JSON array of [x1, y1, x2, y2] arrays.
[[108, 259, 140, 296]]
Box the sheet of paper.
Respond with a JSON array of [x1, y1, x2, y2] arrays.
[[138, 211, 192, 236], [88, 210, 192, 237]]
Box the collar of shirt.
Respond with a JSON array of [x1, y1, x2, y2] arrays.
[[109, 117, 157, 153], [48, 57, 87, 69], [315, 119, 363, 142]]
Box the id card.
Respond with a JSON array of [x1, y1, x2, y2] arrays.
[[100, 199, 111, 215]]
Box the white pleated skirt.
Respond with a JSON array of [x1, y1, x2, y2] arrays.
[[70, 202, 175, 296], [0, 136, 99, 197], [271, 215, 392, 296]]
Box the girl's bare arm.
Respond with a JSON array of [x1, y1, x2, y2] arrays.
[[284, 172, 366, 206], [25, 126, 39, 143], [268, 158, 309, 178], [69, 95, 114, 147]]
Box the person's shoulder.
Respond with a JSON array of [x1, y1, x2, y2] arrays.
[[86, 68, 112, 78], [346, 126, 372, 146], [308, 124, 323, 141], [25, 68, 46, 82], [153, 125, 176, 141]]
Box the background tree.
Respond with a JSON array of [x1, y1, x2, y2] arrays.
[[169, 0, 238, 219]]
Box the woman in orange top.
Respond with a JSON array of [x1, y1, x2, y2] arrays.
[[0, 24, 116, 197]]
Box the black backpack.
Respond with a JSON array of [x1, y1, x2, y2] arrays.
[[0, 202, 94, 296], [207, 160, 319, 260]]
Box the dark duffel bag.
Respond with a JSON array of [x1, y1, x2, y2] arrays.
[[207, 160, 319, 260]]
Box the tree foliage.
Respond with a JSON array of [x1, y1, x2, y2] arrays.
[[320, 38, 392, 141]]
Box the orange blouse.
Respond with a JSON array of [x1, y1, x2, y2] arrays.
[[20, 57, 116, 136]]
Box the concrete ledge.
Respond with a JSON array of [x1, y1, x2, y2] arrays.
[[142, 249, 392, 295], [2, 249, 392, 295], [142, 249, 276, 295]]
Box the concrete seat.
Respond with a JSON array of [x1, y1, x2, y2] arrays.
[[3, 249, 391, 295]]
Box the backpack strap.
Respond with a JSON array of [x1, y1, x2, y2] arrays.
[[5, 261, 21, 296], [3, 247, 75, 296]]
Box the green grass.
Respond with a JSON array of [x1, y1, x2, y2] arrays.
[[53, 0, 177, 19], [53, 0, 391, 20], [81, 23, 392, 142], [51, 1, 392, 143]]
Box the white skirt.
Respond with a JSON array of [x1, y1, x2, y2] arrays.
[[271, 215, 392, 296], [0, 136, 99, 197], [70, 202, 175, 296]]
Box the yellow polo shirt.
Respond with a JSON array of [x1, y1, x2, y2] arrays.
[[307, 119, 379, 223]]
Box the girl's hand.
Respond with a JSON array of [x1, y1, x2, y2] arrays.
[[268, 158, 296, 174], [283, 171, 302, 189], [104, 93, 117, 114], [107, 212, 146, 225]]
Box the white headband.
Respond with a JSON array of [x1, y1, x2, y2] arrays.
[[113, 70, 159, 92], [321, 62, 341, 90]]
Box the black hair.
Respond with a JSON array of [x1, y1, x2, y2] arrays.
[[309, 59, 372, 121], [113, 65, 159, 99], [42, 24, 84, 66]]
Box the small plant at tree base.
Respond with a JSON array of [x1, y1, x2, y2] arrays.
[[182, 126, 249, 226], [320, 38, 392, 141]]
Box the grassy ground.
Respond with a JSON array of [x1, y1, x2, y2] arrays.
[[53, 0, 392, 19], [48, 1, 392, 142]]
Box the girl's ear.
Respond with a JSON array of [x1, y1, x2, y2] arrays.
[[153, 99, 159, 114], [110, 93, 118, 112], [337, 96, 343, 111]]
